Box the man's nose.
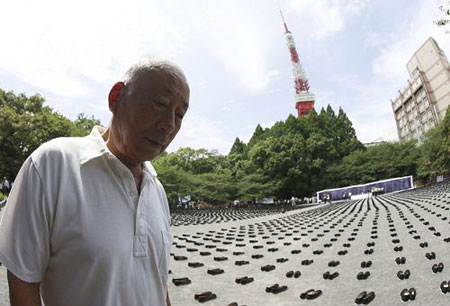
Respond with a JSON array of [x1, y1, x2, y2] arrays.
[[158, 110, 176, 134]]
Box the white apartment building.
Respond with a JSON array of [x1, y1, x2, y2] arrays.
[[391, 37, 450, 142]]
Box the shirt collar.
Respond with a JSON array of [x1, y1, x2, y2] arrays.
[[80, 126, 158, 178]]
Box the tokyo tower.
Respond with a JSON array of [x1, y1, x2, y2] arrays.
[[280, 10, 315, 116]]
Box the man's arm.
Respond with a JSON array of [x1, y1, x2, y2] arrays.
[[166, 289, 171, 306], [7, 270, 42, 306]]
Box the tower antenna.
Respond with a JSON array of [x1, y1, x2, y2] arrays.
[[280, 10, 315, 116]]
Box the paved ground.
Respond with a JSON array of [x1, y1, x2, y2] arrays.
[[168, 183, 450, 306], [0, 182, 448, 306]]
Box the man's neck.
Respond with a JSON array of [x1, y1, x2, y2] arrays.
[[101, 127, 143, 180]]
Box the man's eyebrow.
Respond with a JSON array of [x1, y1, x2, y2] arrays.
[[182, 101, 189, 111]]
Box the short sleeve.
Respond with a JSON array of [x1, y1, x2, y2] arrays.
[[0, 157, 52, 282]]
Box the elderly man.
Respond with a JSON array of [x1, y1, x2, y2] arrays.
[[0, 58, 189, 306]]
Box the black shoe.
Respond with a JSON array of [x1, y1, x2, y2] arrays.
[[240, 276, 254, 285], [261, 264, 275, 272], [440, 280, 449, 294], [286, 271, 294, 278], [188, 262, 204, 268], [425, 252, 436, 260], [409, 288, 416, 301], [207, 268, 224, 275], [195, 292, 217, 303], [266, 284, 279, 293], [294, 271, 301, 278], [355, 291, 367, 304], [272, 285, 287, 294], [300, 289, 314, 299], [305, 289, 322, 300], [361, 291, 375, 304], [400, 288, 410, 302], [172, 277, 191, 286]]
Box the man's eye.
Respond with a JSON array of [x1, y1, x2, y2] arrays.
[[176, 113, 184, 119]]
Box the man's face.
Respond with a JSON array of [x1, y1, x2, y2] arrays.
[[112, 69, 189, 162]]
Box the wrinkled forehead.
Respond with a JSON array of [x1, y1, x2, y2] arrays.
[[129, 68, 189, 103]]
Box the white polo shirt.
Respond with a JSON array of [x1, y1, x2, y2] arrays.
[[0, 126, 173, 306]]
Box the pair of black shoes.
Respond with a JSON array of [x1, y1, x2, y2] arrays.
[[432, 262, 444, 273], [301, 259, 314, 265], [397, 269, 411, 280], [194, 291, 216, 303], [172, 277, 191, 286], [364, 248, 374, 255], [400, 288, 416, 301], [361, 261, 372, 268], [265, 284, 287, 294], [328, 260, 340, 267], [299, 289, 322, 300], [174, 255, 187, 261], [355, 291, 375, 304], [395, 257, 406, 265], [188, 262, 204, 268], [235, 260, 249, 266], [357, 271, 370, 280], [276, 258, 288, 263], [323, 271, 339, 280], [235, 276, 254, 285], [207, 268, 224, 275], [440, 280, 450, 294], [419, 242, 428, 248], [286, 270, 301, 278], [261, 264, 275, 272], [393, 246, 403, 252], [425, 251, 436, 260]]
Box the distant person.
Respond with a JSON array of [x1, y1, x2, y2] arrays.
[[2, 177, 10, 195], [0, 58, 190, 306]]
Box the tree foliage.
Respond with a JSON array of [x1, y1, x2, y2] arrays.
[[435, 1, 450, 33], [0, 89, 101, 180]]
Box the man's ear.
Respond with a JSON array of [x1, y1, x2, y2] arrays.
[[108, 82, 125, 114]]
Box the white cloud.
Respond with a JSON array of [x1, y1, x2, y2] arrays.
[[167, 113, 233, 154], [371, 0, 450, 82], [287, 0, 370, 40]]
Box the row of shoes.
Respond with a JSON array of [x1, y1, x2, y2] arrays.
[[194, 291, 216, 303], [400, 288, 416, 301], [355, 291, 375, 304], [265, 284, 288, 294]]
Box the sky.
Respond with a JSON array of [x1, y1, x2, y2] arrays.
[[1, 0, 449, 154]]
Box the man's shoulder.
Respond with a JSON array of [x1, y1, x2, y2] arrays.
[[30, 135, 89, 167]]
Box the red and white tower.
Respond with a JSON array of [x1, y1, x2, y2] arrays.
[[280, 11, 315, 116]]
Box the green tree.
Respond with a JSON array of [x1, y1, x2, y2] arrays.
[[0, 89, 101, 180], [417, 107, 450, 180]]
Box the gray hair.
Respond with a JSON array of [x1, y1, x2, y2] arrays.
[[122, 58, 188, 90]]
